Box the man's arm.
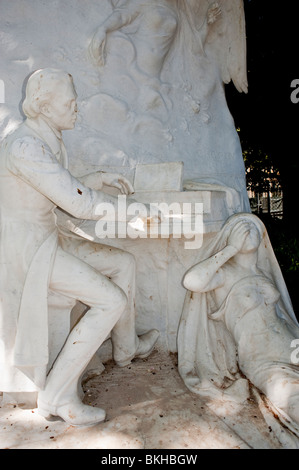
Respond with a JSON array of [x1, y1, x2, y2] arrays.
[[7, 137, 119, 220], [77, 172, 104, 191], [78, 171, 134, 195]]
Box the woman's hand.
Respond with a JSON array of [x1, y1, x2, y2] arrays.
[[227, 221, 251, 252]]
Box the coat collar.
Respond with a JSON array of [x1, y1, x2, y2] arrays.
[[24, 117, 68, 168], [25, 117, 63, 156]]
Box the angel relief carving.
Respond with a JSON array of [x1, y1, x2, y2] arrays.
[[89, 1, 247, 108], [84, 1, 249, 207], [88, 1, 246, 122]]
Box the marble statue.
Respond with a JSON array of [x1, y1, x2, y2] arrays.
[[85, 0, 250, 210], [0, 1, 253, 357], [0, 68, 159, 426], [178, 213, 299, 436], [90, 1, 222, 89], [0, 2, 298, 448]]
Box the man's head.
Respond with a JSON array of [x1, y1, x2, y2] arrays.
[[22, 68, 78, 131]]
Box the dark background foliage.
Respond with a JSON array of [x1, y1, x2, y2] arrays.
[[225, 0, 299, 317]]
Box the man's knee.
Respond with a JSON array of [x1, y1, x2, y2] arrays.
[[101, 282, 128, 320], [113, 286, 128, 316], [88, 284, 127, 324]]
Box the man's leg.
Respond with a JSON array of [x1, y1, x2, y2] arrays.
[[60, 237, 159, 366], [38, 246, 127, 426]]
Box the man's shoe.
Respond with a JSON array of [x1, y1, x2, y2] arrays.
[[135, 329, 160, 359], [116, 329, 160, 367], [38, 399, 106, 427]]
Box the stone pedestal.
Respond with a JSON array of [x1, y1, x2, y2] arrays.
[[76, 185, 237, 352]]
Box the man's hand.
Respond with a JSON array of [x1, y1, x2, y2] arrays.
[[78, 171, 134, 194], [102, 172, 134, 195]]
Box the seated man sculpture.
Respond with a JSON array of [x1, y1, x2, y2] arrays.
[[0, 68, 159, 426]]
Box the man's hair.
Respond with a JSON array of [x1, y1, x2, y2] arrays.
[[22, 68, 74, 119]]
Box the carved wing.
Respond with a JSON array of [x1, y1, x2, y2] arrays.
[[206, 0, 248, 93]]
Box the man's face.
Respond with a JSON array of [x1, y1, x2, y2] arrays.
[[44, 79, 78, 131]]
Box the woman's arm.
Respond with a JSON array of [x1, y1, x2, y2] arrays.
[[89, 8, 139, 65], [183, 245, 237, 293], [183, 221, 251, 293]]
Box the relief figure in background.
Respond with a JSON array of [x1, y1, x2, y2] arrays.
[[86, 1, 249, 208], [89, 0, 222, 118]]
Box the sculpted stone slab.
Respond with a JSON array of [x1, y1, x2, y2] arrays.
[[134, 162, 184, 192], [1, 1, 298, 448]]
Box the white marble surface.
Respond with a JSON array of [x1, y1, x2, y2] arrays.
[[0, 68, 158, 426], [2, 0, 298, 443], [134, 162, 184, 192], [0, 0, 251, 369], [68, 186, 239, 352], [0, 0, 250, 211], [1, 350, 299, 449]]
